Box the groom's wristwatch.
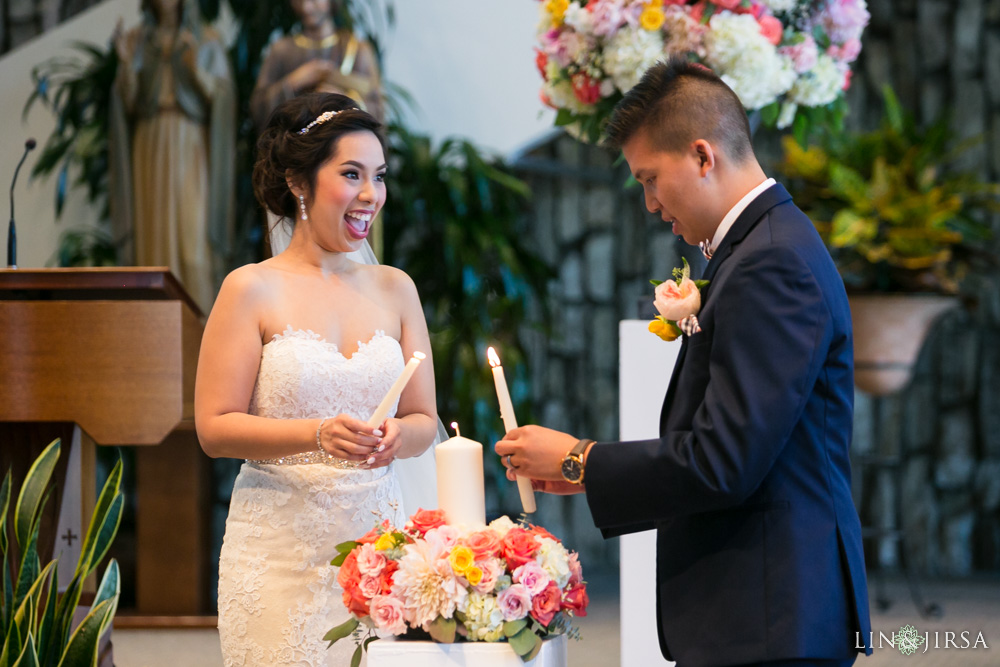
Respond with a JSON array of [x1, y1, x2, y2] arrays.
[[561, 439, 595, 485]]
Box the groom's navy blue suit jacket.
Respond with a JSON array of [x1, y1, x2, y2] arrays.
[[585, 184, 872, 667]]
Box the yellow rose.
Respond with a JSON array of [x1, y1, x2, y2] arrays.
[[545, 0, 570, 25], [374, 533, 395, 551], [639, 4, 665, 31], [465, 565, 484, 586], [649, 316, 681, 342], [449, 545, 475, 574]]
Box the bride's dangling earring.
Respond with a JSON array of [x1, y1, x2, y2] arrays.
[[299, 194, 308, 221]]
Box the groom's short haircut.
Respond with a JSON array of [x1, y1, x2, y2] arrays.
[[604, 58, 754, 164]]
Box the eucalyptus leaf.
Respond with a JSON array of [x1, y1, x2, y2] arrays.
[[427, 616, 456, 644], [350, 644, 363, 667], [322, 617, 359, 646], [508, 627, 540, 657]]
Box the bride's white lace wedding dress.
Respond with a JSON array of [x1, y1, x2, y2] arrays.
[[217, 326, 408, 666]]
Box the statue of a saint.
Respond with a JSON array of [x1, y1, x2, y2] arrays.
[[250, 0, 384, 130], [110, 0, 235, 313]]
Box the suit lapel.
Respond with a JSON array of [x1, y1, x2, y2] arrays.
[[659, 183, 793, 430]]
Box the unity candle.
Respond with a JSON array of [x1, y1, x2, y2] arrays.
[[436, 423, 486, 527], [367, 351, 426, 428], [487, 347, 537, 514]]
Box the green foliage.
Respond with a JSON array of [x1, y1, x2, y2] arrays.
[[1, 440, 123, 667], [381, 125, 552, 497], [778, 86, 1000, 293]]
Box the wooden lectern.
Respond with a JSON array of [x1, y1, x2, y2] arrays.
[[0, 267, 210, 615]]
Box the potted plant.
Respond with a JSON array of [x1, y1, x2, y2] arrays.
[[777, 86, 1000, 394], [1, 439, 123, 666]]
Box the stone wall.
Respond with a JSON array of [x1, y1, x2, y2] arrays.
[[513, 0, 1000, 576]]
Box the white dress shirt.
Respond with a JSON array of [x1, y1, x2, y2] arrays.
[[708, 177, 776, 254]]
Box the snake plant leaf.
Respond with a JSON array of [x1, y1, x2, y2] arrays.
[[1, 471, 10, 557], [13, 518, 43, 620], [9, 561, 55, 654], [36, 565, 58, 667], [90, 561, 119, 637], [76, 458, 122, 577], [13, 440, 60, 551], [53, 573, 84, 651], [3, 550, 13, 632], [10, 635, 39, 667], [56, 598, 114, 667]]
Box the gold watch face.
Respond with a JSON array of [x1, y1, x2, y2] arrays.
[[561, 456, 583, 483]]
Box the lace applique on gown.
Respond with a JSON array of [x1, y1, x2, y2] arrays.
[[217, 327, 407, 666]]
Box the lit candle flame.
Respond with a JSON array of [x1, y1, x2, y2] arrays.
[[487, 346, 501, 368], [413, 351, 427, 360], [451, 421, 461, 437]]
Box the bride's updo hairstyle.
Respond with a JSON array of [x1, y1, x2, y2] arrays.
[[253, 92, 387, 221]]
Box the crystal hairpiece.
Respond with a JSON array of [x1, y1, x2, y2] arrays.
[[297, 108, 356, 135]]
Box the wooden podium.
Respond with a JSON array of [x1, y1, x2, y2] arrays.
[[0, 267, 211, 615]]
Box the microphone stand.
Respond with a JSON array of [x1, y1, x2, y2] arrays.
[[8, 138, 36, 269]]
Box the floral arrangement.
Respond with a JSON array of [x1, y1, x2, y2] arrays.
[[649, 258, 709, 341], [325, 509, 590, 663], [535, 0, 871, 142]]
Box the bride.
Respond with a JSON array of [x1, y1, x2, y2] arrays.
[[195, 93, 439, 666]]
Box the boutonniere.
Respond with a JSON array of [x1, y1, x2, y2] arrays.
[[648, 258, 709, 342]]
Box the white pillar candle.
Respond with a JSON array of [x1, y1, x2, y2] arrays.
[[487, 347, 537, 514], [436, 423, 486, 528], [367, 351, 426, 428]]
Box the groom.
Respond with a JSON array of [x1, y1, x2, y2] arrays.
[[496, 58, 872, 667]]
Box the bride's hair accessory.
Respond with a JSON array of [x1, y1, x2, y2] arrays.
[[298, 108, 355, 135], [298, 194, 307, 221]]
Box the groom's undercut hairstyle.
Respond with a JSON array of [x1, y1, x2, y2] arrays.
[[604, 58, 754, 164]]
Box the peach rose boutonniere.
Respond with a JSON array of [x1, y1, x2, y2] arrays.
[[649, 258, 709, 342]]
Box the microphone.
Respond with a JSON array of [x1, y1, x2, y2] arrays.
[[8, 138, 37, 269]]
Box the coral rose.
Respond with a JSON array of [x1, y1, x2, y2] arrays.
[[501, 528, 540, 570], [530, 581, 563, 627], [563, 583, 589, 616], [758, 15, 783, 45], [406, 508, 447, 536], [464, 529, 502, 560]]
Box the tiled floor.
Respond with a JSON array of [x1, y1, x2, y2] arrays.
[[111, 575, 999, 666]]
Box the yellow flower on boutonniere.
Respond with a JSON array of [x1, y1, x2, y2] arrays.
[[545, 0, 570, 26], [639, 2, 666, 31], [649, 258, 709, 342], [649, 316, 682, 342]]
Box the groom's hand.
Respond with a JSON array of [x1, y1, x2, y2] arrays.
[[495, 425, 577, 483]]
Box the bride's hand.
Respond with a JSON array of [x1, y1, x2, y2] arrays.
[[318, 414, 381, 462], [366, 418, 402, 469]]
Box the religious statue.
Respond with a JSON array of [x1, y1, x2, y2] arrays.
[[250, 0, 384, 132], [109, 0, 235, 313]]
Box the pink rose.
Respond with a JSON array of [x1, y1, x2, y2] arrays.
[[426, 524, 459, 549], [370, 595, 407, 635], [474, 557, 505, 594], [464, 530, 502, 560], [654, 277, 701, 322], [758, 15, 783, 46], [563, 583, 590, 616], [530, 581, 563, 627], [355, 543, 386, 577], [406, 508, 447, 536], [359, 574, 381, 598], [780, 36, 819, 74], [497, 584, 532, 621], [827, 38, 861, 63], [567, 552, 583, 586], [501, 528, 540, 570], [513, 561, 552, 596]]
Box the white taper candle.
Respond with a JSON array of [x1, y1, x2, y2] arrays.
[[436, 422, 487, 528], [367, 351, 426, 428], [487, 347, 537, 514]]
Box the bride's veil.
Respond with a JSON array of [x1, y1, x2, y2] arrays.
[[270, 220, 443, 517]]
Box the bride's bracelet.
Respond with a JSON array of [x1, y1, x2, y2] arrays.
[[316, 417, 330, 454]]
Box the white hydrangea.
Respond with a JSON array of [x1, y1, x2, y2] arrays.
[[777, 101, 798, 129], [458, 592, 505, 642], [564, 2, 595, 36], [703, 13, 796, 110], [603, 27, 665, 92], [535, 537, 572, 589], [788, 54, 845, 107], [758, 0, 800, 12]]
